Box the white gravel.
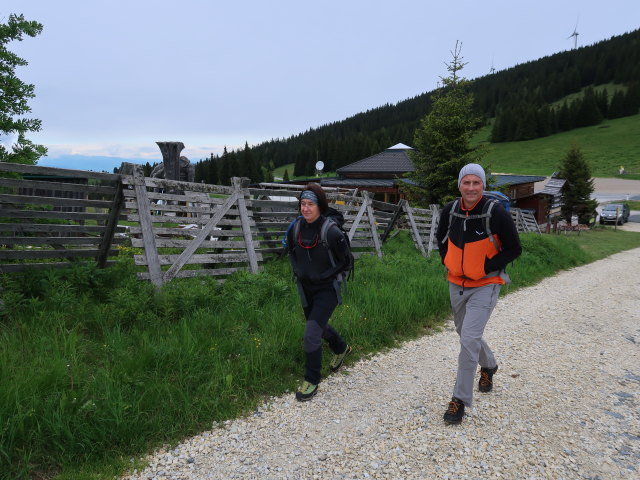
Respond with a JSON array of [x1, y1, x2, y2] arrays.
[[123, 248, 640, 480]]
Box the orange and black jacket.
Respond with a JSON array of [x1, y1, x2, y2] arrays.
[[436, 196, 522, 287]]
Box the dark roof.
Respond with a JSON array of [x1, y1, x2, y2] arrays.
[[321, 178, 396, 188], [336, 145, 415, 175], [491, 174, 546, 187], [539, 178, 566, 195]]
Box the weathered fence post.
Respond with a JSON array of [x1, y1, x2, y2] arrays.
[[403, 202, 427, 257], [233, 177, 260, 274], [362, 191, 383, 258], [130, 164, 163, 287], [96, 172, 124, 268], [381, 199, 406, 243], [427, 204, 440, 256]]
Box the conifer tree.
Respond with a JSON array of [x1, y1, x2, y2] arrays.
[[556, 101, 572, 131], [558, 143, 597, 224], [209, 153, 220, 185], [624, 82, 640, 115], [607, 90, 626, 119], [405, 42, 485, 206], [0, 14, 47, 164], [241, 141, 261, 182], [283, 169, 290, 181], [576, 86, 603, 127], [219, 147, 231, 185]]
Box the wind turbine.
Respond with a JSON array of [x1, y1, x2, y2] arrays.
[[567, 17, 579, 49]]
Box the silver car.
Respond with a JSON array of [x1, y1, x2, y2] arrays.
[[599, 203, 630, 225]]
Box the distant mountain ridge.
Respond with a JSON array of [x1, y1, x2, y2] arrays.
[[37, 155, 157, 173]]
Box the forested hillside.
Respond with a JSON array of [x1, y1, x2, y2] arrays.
[[194, 28, 640, 184]]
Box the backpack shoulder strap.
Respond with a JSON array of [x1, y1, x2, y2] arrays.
[[319, 217, 338, 267], [483, 200, 501, 252], [284, 216, 303, 250], [442, 199, 459, 243], [319, 216, 335, 245]]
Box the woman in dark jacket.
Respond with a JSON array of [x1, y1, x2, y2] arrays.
[[286, 182, 352, 401]]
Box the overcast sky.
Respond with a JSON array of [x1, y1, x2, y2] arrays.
[[3, 0, 640, 170]]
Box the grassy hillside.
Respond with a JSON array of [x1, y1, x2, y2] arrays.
[[472, 114, 640, 178], [272, 163, 293, 180]]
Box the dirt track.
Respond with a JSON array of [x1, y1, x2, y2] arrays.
[[535, 177, 640, 197], [593, 177, 640, 196]]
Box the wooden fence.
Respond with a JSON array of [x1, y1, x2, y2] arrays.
[[0, 162, 125, 272], [0, 162, 541, 284], [511, 208, 541, 233], [120, 167, 386, 286], [401, 202, 441, 256]]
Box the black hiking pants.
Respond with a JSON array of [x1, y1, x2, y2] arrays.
[[302, 286, 347, 385]]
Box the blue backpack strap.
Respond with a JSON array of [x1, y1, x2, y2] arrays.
[[283, 215, 303, 249]]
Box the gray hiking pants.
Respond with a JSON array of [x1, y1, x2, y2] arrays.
[[449, 282, 500, 407]]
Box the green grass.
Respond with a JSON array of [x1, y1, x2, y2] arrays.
[[549, 82, 627, 109], [1, 229, 639, 480], [472, 113, 640, 177], [271, 162, 336, 181], [271, 163, 294, 180]]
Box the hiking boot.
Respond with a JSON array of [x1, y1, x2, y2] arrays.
[[443, 397, 465, 424], [329, 345, 352, 373], [479, 365, 498, 393], [295, 381, 318, 402]]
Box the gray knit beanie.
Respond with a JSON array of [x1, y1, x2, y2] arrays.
[[458, 163, 486, 187]]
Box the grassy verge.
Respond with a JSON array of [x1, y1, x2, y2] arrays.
[[1, 229, 639, 480], [471, 113, 640, 177]]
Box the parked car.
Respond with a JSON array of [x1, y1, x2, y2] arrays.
[[599, 203, 630, 225]]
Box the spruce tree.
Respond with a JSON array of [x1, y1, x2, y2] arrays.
[[576, 86, 603, 127], [0, 14, 47, 164], [405, 42, 485, 206], [241, 141, 261, 182], [607, 90, 626, 119], [558, 143, 597, 224], [219, 147, 231, 185]]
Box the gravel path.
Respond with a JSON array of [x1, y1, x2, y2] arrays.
[[123, 248, 640, 480]]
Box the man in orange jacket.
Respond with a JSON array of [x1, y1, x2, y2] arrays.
[[436, 163, 522, 424]]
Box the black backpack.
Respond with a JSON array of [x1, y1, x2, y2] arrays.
[[284, 208, 355, 303], [320, 208, 355, 283]]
